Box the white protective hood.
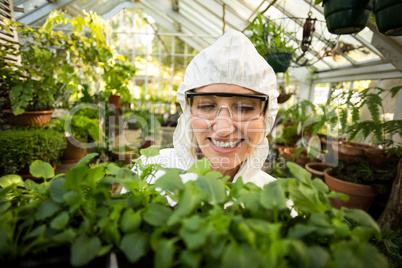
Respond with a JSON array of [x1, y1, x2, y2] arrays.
[[173, 29, 279, 182]]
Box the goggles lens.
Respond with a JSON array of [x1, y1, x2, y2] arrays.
[[186, 92, 268, 122]]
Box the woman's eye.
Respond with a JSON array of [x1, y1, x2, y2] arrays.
[[197, 104, 216, 111], [236, 105, 255, 113]]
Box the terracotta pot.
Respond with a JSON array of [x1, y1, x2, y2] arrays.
[[324, 168, 377, 211], [332, 141, 377, 163], [364, 147, 400, 167], [111, 150, 139, 165], [140, 139, 154, 149], [61, 138, 87, 163], [305, 162, 331, 180], [283, 147, 317, 167], [3, 109, 54, 127], [108, 94, 121, 107]]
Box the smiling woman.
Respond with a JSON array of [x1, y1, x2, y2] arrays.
[[125, 29, 279, 190]]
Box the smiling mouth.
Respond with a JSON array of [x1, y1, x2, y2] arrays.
[[209, 138, 243, 148]]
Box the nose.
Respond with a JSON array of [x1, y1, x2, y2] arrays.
[[212, 108, 236, 137]]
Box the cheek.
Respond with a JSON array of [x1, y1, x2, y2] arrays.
[[191, 117, 211, 140], [242, 120, 264, 144]]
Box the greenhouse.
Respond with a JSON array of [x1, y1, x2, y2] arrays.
[[0, 0, 401, 267]]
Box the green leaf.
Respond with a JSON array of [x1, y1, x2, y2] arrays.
[[143, 203, 172, 227], [64, 165, 89, 192], [0, 174, 24, 188], [50, 211, 69, 230], [154, 168, 184, 192], [179, 216, 208, 250], [288, 224, 317, 239], [222, 243, 261, 268], [187, 158, 211, 176], [106, 162, 120, 175], [341, 208, 381, 240], [287, 162, 311, 185], [195, 175, 226, 205], [288, 180, 328, 214], [49, 178, 66, 203], [71, 235, 101, 266], [51, 228, 76, 243], [26, 224, 46, 239], [260, 181, 288, 210], [36, 200, 60, 220], [305, 246, 330, 268], [121, 232, 149, 263], [29, 160, 54, 179], [74, 153, 98, 168], [155, 239, 175, 268], [120, 208, 142, 233], [167, 183, 205, 226], [140, 146, 159, 157]]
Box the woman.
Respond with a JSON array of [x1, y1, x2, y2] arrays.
[[133, 29, 278, 188]]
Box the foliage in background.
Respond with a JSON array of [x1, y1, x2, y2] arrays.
[[0, 149, 390, 267], [0, 128, 66, 176], [0, 10, 136, 114], [345, 86, 402, 153]]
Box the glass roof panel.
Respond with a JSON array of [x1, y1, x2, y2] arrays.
[[14, 0, 47, 20]]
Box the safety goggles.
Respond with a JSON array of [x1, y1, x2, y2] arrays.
[[185, 92, 269, 122]]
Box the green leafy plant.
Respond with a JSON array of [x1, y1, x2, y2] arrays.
[[53, 114, 104, 143], [346, 86, 402, 154], [0, 10, 136, 115], [0, 148, 390, 267], [0, 128, 67, 176], [0, 17, 76, 115], [246, 13, 296, 56]]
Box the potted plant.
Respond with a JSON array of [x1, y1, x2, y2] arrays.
[[324, 156, 397, 212], [345, 85, 402, 166], [373, 0, 402, 36], [246, 14, 296, 73], [111, 144, 140, 165], [0, 17, 78, 126], [134, 110, 161, 149], [315, 0, 373, 34], [102, 59, 136, 108], [53, 111, 104, 163], [0, 128, 67, 178]]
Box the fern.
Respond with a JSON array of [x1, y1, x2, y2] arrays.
[[390, 85, 402, 98], [362, 93, 382, 123]]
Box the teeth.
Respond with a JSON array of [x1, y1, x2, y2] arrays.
[[211, 139, 241, 148]]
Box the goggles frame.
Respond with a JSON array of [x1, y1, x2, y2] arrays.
[[185, 92, 269, 121]]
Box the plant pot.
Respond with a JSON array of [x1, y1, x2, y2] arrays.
[[323, 0, 373, 34], [265, 52, 293, 73], [324, 168, 377, 211], [3, 109, 54, 127], [305, 162, 331, 180], [364, 147, 400, 167], [373, 0, 402, 36], [108, 94, 121, 108], [277, 93, 293, 104], [156, 126, 176, 148], [283, 147, 317, 167], [61, 138, 87, 163], [140, 139, 155, 149], [332, 141, 376, 163], [111, 150, 139, 165]]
